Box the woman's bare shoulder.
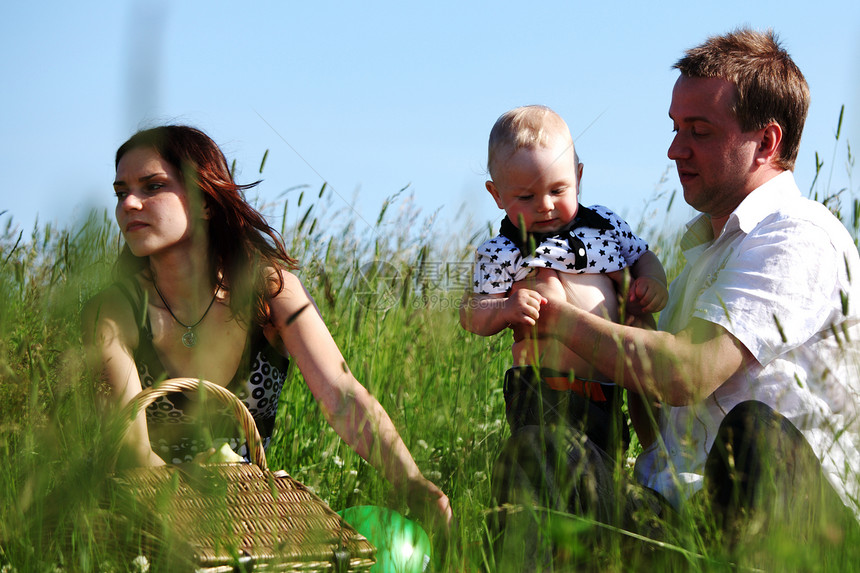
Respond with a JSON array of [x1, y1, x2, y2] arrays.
[[270, 266, 311, 300], [265, 267, 305, 297], [266, 267, 323, 326]]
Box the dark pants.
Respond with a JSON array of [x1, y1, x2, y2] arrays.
[[488, 399, 856, 568], [488, 367, 641, 569], [703, 400, 855, 545], [502, 366, 629, 459]]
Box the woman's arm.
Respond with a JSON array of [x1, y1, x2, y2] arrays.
[[269, 271, 452, 526], [82, 287, 165, 467]]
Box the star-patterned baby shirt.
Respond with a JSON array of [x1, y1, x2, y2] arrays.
[[472, 204, 649, 294]]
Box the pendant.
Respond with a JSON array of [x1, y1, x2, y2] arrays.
[[182, 329, 197, 348]]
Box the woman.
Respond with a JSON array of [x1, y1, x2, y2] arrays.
[[83, 125, 451, 525]]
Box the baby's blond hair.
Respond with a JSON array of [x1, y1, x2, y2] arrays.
[[487, 105, 576, 180]]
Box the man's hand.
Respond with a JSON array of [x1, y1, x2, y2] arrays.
[[510, 269, 566, 339], [527, 268, 567, 304]]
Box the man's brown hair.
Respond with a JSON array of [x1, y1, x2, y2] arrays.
[[674, 28, 809, 171]]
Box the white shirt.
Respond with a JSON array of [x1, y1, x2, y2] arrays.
[[635, 171, 860, 520]]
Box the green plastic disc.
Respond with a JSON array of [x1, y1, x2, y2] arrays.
[[338, 505, 431, 573]]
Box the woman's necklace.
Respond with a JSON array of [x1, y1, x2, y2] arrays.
[[152, 280, 218, 348]]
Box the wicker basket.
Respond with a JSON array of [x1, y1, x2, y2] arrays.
[[109, 377, 376, 572]]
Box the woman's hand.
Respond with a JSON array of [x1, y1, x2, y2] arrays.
[[192, 441, 245, 464], [406, 476, 453, 533]]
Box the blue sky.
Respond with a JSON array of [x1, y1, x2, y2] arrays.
[[2, 1, 858, 239]]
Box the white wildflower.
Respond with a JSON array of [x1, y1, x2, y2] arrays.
[[131, 555, 150, 573]]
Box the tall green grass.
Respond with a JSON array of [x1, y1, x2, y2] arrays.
[[1, 108, 858, 571]]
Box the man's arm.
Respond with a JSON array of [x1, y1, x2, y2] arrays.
[[529, 278, 755, 405], [627, 391, 660, 448]]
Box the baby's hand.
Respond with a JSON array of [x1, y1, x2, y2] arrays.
[[503, 288, 546, 327], [627, 276, 668, 315]]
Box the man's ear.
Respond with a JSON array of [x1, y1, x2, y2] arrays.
[[755, 123, 783, 166], [486, 181, 505, 210]]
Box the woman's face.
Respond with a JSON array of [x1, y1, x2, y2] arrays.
[[113, 146, 198, 259]]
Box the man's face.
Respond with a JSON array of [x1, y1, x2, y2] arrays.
[[668, 76, 762, 223]]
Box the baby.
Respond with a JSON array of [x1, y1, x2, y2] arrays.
[[460, 105, 667, 455]]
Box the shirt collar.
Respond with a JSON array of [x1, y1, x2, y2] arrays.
[[730, 170, 799, 234], [498, 204, 613, 257], [679, 171, 798, 251], [679, 214, 713, 252]]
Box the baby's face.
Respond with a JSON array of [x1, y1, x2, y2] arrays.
[[487, 134, 579, 233]]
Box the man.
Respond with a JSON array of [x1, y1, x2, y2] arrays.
[[502, 28, 860, 550]]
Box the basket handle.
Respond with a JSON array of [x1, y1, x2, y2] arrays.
[[112, 377, 267, 470]]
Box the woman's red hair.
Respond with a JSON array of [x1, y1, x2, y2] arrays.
[[115, 125, 298, 325]]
